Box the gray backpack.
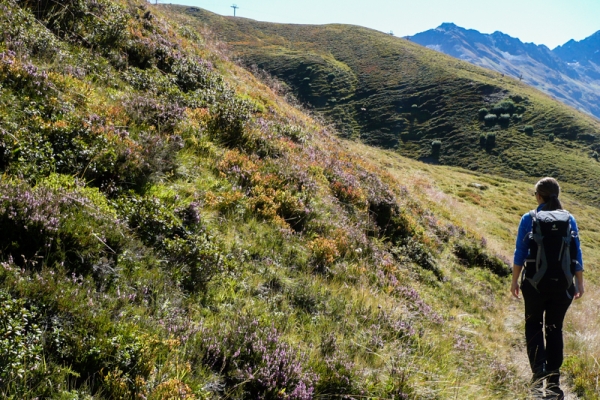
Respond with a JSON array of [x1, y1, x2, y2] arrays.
[[524, 209, 576, 293]]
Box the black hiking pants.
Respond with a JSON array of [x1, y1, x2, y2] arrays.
[[521, 280, 575, 374]]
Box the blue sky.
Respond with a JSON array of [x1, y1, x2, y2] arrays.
[[158, 0, 600, 49]]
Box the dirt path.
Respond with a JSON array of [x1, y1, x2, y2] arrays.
[[505, 297, 579, 399]]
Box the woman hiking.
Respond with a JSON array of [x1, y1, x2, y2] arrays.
[[510, 177, 585, 399]]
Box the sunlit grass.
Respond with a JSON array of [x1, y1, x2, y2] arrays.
[[346, 139, 600, 398]]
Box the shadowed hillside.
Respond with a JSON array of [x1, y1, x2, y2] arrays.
[[169, 6, 600, 205]]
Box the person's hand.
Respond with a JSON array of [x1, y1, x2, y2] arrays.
[[511, 281, 520, 299], [574, 272, 584, 300]]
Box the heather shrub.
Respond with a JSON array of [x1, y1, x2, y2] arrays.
[[208, 91, 255, 148], [396, 286, 443, 323], [312, 354, 358, 397], [43, 115, 155, 193], [172, 57, 221, 92], [121, 67, 175, 92], [0, 51, 57, 100], [0, 179, 124, 277], [115, 195, 225, 290], [324, 159, 369, 209], [18, 0, 128, 51], [0, 290, 44, 395], [0, 97, 182, 193], [201, 318, 316, 399], [524, 125, 534, 135], [0, 263, 171, 399], [0, 2, 60, 59], [50, 121, 179, 194], [275, 123, 310, 144], [124, 94, 186, 134]]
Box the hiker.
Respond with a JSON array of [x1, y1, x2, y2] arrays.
[[510, 177, 585, 399]]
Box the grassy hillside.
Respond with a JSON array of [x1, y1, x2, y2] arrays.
[[0, 1, 599, 399], [169, 6, 600, 205]]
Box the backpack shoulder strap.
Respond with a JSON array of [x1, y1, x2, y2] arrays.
[[529, 209, 539, 236], [526, 209, 545, 291]]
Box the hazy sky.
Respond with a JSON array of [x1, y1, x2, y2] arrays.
[[158, 0, 600, 49]]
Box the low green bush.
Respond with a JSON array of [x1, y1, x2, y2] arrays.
[[484, 114, 497, 127], [453, 239, 510, 277], [478, 108, 489, 120], [0, 290, 44, 396], [491, 99, 516, 116], [431, 140, 442, 158], [498, 113, 511, 127], [524, 125, 534, 135], [208, 90, 254, 148], [392, 238, 443, 280], [486, 132, 497, 149], [115, 195, 225, 291]]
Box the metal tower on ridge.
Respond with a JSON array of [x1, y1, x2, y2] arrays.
[[231, 4, 239, 16]]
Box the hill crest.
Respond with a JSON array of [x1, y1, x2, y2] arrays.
[[168, 6, 600, 205]]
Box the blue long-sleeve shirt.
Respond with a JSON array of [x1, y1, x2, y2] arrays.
[[513, 204, 584, 271]]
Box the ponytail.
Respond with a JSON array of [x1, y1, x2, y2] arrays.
[[535, 177, 562, 211]]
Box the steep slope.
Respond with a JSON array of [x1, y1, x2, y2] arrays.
[[410, 23, 600, 119], [0, 0, 546, 399], [162, 7, 600, 206]]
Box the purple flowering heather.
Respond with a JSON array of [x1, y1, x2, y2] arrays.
[[203, 318, 315, 399], [396, 286, 443, 324]]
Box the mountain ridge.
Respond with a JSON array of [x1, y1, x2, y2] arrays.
[[409, 23, 600, 119]]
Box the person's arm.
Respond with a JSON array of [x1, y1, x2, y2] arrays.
[[570, 216, 584, 269], [511, 264, 523, 298], [574, 270, 585, 299], [511, 213, 530, 298]]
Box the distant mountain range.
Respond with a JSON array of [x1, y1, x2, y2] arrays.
[[408, 23, 600, 119]]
